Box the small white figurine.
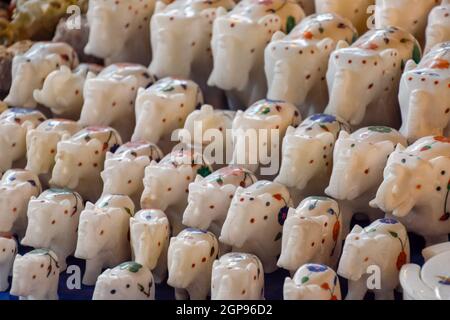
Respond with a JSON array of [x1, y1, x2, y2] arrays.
[[130, 209, 170, 283], [10, 249, 60, 300], [424, 1, 450, 54], [284, 263, 341, 300], [0, 235, 17, 291], [167, 228, 219, 300], [93, 261, 155, 300], [338, 218, 410, 300], [211, 252, 264, 300]]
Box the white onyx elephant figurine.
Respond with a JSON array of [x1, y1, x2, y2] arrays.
[[314, 0, 374, 34], [93, 261, 155, 300], [220, 180, 292, 273], [79, 64, 155, 142], [265, 13, 357, 115], [0, 169, 42, 239], [132, 77, 203, 153], [0, 108, 46, 173], [130, 209, 170, 283], [0, 236, 17, 291], [284, 263, 341, 300], [231, 99, 301, 176], [325, 127, 407, 233], [4, 42, 79, 108], [398, 42, 450, 143], [10, 249, 60, 300], [211, 252, 264, 300], [370, 136, 450, 246], [374, 0, 438, 46], [425, 1, 450, 54], [141, 149, 213, 235], [324, 27, 422, 128], [21, 188, 84, 271], [275, 114, 351, 205], [75, 194, 135, 286], [85, 0, 155, 65], [25, 119, 81, 186], [101, 140, 164, 208], [338, 218, 410, 300], [277, 196, 343, 276], [208, 0, 305, 108], [50, 126, 122, 202], [167, 228, 219, 300]]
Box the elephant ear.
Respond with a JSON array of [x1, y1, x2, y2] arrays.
[[336, 40, 349, 50], [349, 224, 363, 234], [380, 48, 400, 68], [154, 0, 167, 14], [375, 140, 395, 158], [271, 31, 285, 42], [404, 59, 417, 73], [258, 14, 282, 33]]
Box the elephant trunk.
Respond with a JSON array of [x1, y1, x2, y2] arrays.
[[214, 274, 235, 300], [326, 70, 358, 123], [403, 90, 431, 143]]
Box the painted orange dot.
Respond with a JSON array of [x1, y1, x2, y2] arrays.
[[158, 242, 161, 247], [12, 208, 17, 212], [416, 184, 421, 189]]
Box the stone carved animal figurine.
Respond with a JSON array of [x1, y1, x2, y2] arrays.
[[0, 108, 46, 173], [324, 27, 422, 128], [101, 140, 164, 208], [0, 236, 17, 292], [265, 13, 358, 115], [10, 249, 60, 300], [425, 1, 450, 54], [167, 228, 219, 300], [211, 252, 264, 300], [78, 63, 155, 142], [93, 261, 155, 300], [21, 188, 84, 271], [84, 0, 155, 65], [208, 0, 305, 108], [370, 136, 450, 246], [75, 194, 135, 286], [284, 263, 341, 300], [325, 126, 407, 233], [338, 218, 410, 300], [141, 149, 213, 235], [277, 196, 343, 276], [0, 169, 42, 239], [130, 209, 170, 283], [275, 114, 351, 205], [398, 42, 450, 143], [4, 42, 79, 108], [220, 180, 292, 273], [50, 126, 122, 202]]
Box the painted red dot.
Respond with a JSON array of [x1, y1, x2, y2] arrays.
[[191, 263, 195, 268], [202, 257, 206, 262], [250, 218, 255, 223]]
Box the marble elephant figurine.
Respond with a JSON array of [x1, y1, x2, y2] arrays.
[[132, 77, 203, 153], [167, 228, 219, 300], [85, 0, 155, 65], [275, 114, 351, 206], [324, 27, 422, 128], [208, 0, 305, 108], [93, 261, 155, 300], [25, 119, 81, 186], [284, 263, 341, 300], [50, 126, 122, 202], [374, 0, 438, 47], [79, 64, 155, 142], [425, 1, 450, 54], [0, 236, 17, 292], [220, 180, 292, 273], [0, 108, 46, 173], [130, 209, 170, 284], [211, 252, 264, 300], [141, 149, 213, 235], [75, 194, 135, 286], [338, 218, 410, 300], [10, 249, 60, 300], [277, 196, 343, 276], [370, 136, 450, 246], [21, 188, 84, 271], [4, 42, 79, 108], [230, 99, 301, 176], [325, 127, 407, 234], [265, 13, 358, 115], [314, 0, 374, 34], [101, 140, 164, 208], [398, 42, 450, 143], [0, 169, 42, 239]]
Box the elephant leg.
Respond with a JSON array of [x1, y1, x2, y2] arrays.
[[339, 203, 353, 237], [153, 258, 167, 284], [345, 279, 368, 300], [424, 234, 449, 247], [82, 259, 103, 286], [175, 288, 189, 300], [374, 289, 394, 300], [188, 288, 208, 300]]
